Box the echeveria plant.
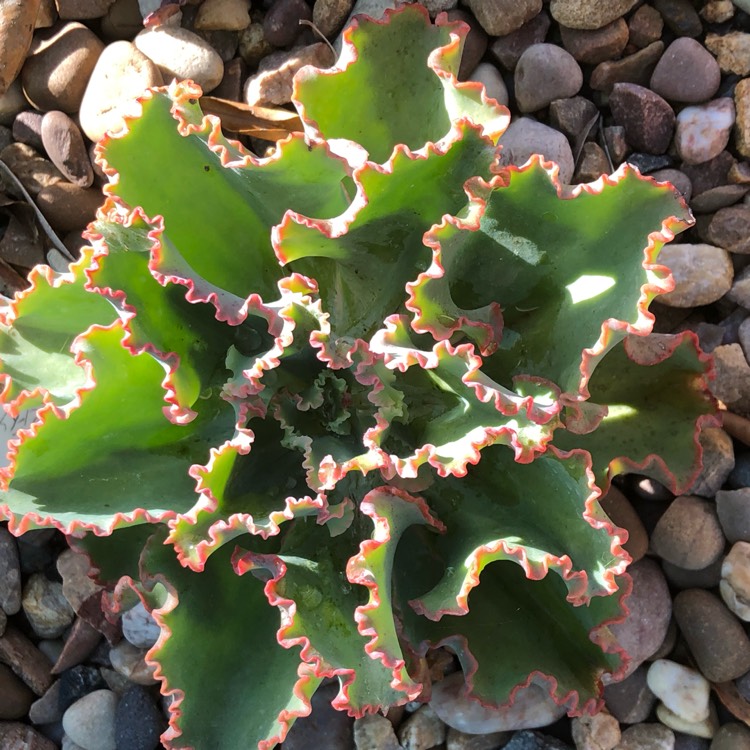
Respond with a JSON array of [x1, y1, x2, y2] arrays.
[[0, 6, 716, 749]]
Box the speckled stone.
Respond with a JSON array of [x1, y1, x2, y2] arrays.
[[689, 427, 735, 497], [465, 0, 541, 37], [590, 41, 664, 93], [609, 83, 674, 154], [674, 98, 735, 166], [549, 0, 638, 30], [114, 685, 164, 750], [616, 723, 674, 750], [656, 243, 733, 307], [22, 574, 75, 639], [62, 689, 118, 750], [705, 32, 750, 76], [0, 528, 21, 616], [489, 10, 550, 71], [706, 204, 750, 254], [735, 79, 750, 159], [717, 488, 750, 543]]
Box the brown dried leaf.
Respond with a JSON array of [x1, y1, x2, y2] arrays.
[[200, 96, 303, 141], [712, 680, 750, 726]]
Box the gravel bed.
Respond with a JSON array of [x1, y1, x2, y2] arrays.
[[1, 0, 750, 749]]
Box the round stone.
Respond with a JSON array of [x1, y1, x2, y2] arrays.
[[616, 723, 674, 750], [650, 495, 725, 571], [657, 244, 733, 308], [114, 686, 164, 750], [0, 663, 35, 720], [716, 488, 750, 544], [720, 542, 750, 621], [646, 659, 710, 723], [603, 665, 656, 724], [549, 0, 638, 30], [465, 0, 541, 36], [0, 0, 41, 96], [121, 602, 161, 649], [674, 589, 750, 683], [650, 39, 721, 105], [711, 723, 750, 750], [468, 63, 508, 107], [41, 111, 94, 188], [62, 690, 118, 750], [194, 0, 251, 31], [514, 43, 582, 113], [675, 98, 735, 166], [598, 485, 648, 564], [706, 205, 750, 254], [22, 573, 75, 639], [263, 0, 312, 47], [36, 183, 104, 234], [609, 83, 674, 155]]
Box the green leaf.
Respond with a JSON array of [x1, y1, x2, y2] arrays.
[[552, 333, 717, 493]]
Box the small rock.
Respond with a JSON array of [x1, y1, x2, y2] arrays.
[[0, 528, 21, 616], [656, 243, 733, 307], [691, 184, 749, 213], [721, 541, 750, 621], [57, 549, 100, 615], [574, 142, 611, 182], [29, 680, 63, 725], [590, 41, 664, 93], [662, 558, 722, 590], [134, 27, 223, 93], [52, 618, 102, 675], [736, 79, 750, 159], [689, 427, 735, 497], [445, 727, 511, 750], [655, 703, 717, 740], [651, 169, 692, 203], [244, 43, 334, 106], [514, 43, 582, 112], [468, 63, 508, 107], [503, 731, 570, 749], [674, 98, 735, 166], [646, 660, 710, 723], [548, 0, 638, 30], [56, 0, 115, 18], [0, 722, 56, 750], [603, 125, 629, 165], [0, 80, 28, 127], [354, 713, 400, 750], [710, 723, 750, 750], [429, 673, 566, 733], [41, 111, 94, 188], [628, 4, 664, 49], [705, 32, 750, 76], [650, 38, 721, 104], [263, 0, 312, 47], [78, 41, 163, 143], [108, 641, 157, 686], [22, 573, 75, 639], [489, 10, 550, 71], [21, 22, 105, 113], [465, 0, 541, 37], [559, 19, 628, 65], [101, 0, 143, 41], [59, 665, 107, 713], [398, 704, 446, 750], [313, 0, 353, 37], [706, 204, 750, 253], [652, 0, 703, 36], [716, 488, 750, 543], [62, 689, 118, 750], [194, 0, 250, 31], [13, 110, 44, 151], [729, 266, 750, 309], [603, 665, 656, 724], [711, 345, 750, 416], [0, 661, 35, 719], [122, 602, 160, 649], [238, 22, 273, 67], [609, 83, 674, 154], [609, 558, 672, 678], [649, 495, 725, 570], [683, 150, 735, 196], [114, 685, 164, 750], [0, 0, 41, 96], [570, 709, 620, 750], [616, 723, 674, 750], [548, 95, 598, 142], [498, 117, 575, 183], [674, 588, 750, 682], [0, 625, 53, 696], [282, 681, 353, 750], [627, 152, 673, 174], [37, 183, 104, 234], [35, 0, 57, 28]]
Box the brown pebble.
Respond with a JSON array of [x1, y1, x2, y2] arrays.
[[0, 662, 34, 720], [37, 183, 104, 233], [559, 18, 628, 65], [489, 10, 550, 71], [674, 589, 750, 682], [653, 0, 703, 37], [0, 0, 42, 96], [312, 0, 352, 38], [590, 41, 664, 93], [55, 0, 115, 19], [661, 557, 722, 589], [465, 0, 541, 37], [682, 150, 735, 197], [649, 38, 721, 104], [628, 4, 663, 49], [609, 82, 675, 155], [263, 0, 311, 47], [0, 626, 53, 696], [51, 618, 101, 675], [603, 665, 656, 724], [41, 111, 93, 188], [706, 205, 750, 254], [549, 95, 598, 141], [598, 485, 648, 563], [0, 722, 56, 749], [11, 110, 44, 152]]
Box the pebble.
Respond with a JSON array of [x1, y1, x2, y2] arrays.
[[59, 665, 107, 715], [0, 528, 21, 616], [656, 244, 733, 307], [647, 660, 710, 724], [78, 40, 163, 143], [548, 95, 597, 141], [598, 485, 648, 562], [716, 488, 750, 543], [37, 183, 104, 234], [498, 117, 575, 183], [628, 4, 664, 49], [674, 99, 735, 166], [736, 79, 750, 159], [238, 22, 273, 67], [503, 731, 569, 749], [514, 44, 582, 112], [56, 0, 115, 18], [489, 10, 550, 71], [0, 661, 35, 720], [134, 26, 223, 93], [548, 0, 638, 30], [559, 19, 629, 65], [40, 111, 94, 188], [397, 705, 446, 750], [705, 32, 750, 76], [604, 125, 629, 164], [590, 41, 664, 93], [0, 80, 28, 127], [616, 723, 675, 750], [445, 727, 511, 750], [465, 0, 541, 37], [29, 680, 63, 725], [429, 673, 566, 733], [690, 428, 734, 498], [121, 602, 160, 649], [0, 722, 57, 750], [651, 168, 692, 203], [0, 625, 53, 696], [702, 0, 735, 22], [720, 541, 750, 620], [21, 22, 105, 113], [194, 0, 251, 31], [56, 550, 101, 615], [662, 558, 723, 590], [263, 0, 312, 47], [653, 0, 703, 36], [62, 689, 118, 750], [114, 685, 164, 750], [674, 589, 750, 682], [244, 43, 335, 106], [656, 703, 718, 740], [570, 709, 620, 750], [0, 0, 41, 96], [603, 665, 656, 724], [468, 63, 508, 106], [706, 204, 750, 254], [728, 265, 750, 308], [354, 713, 400, 750], [608, 558, 672, 678], [13, 110, 44, 151], [649, 495, 725, 570], [692, 184, 749, 212], [710, 723, 750, 749], [101, 0, 144, 41], [710, 345, 750, 416], [313, 0, 353, 37], [108, 641, 157, 686], [650, 38, 721, 105], [22, 573, 75, 640], [609, 83, 674, 154], [53, 618, 102, 674]]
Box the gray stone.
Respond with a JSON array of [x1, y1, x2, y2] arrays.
[[22, 574, 75, 639], [662, 558, 722, 590], [711, 345, 750, 417], [397, 705, 446, 750], [445, 727, 511, 750], [650, 38, 721, 104], [489, 10, 550, 71], [549, 0, 638, 30], [616, 723, 675, 749], [514, 44, 582, 113], [706, 204, 750, 254], [717, 488, 750, 543], [62, 690, 118, 750], [657, 244, 733, 308], [354, 713, 400, 750], [121, 602, 160, 650]]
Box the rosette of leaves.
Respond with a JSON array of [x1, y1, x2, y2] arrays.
[[0, 6, 716, 749]]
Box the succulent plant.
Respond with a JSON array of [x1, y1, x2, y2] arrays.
[[0, 6, 716, 749]]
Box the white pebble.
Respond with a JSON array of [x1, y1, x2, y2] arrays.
[[647, 659, 710, 723]]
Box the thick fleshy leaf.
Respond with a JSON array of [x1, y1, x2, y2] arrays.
[[294, 4, 508, 162], [143, 535, 318, 750], [3, 322, 234, 533], [553, 333, 717, 493], [411, 160, 691, 396], [98, 81, 351, 301]]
